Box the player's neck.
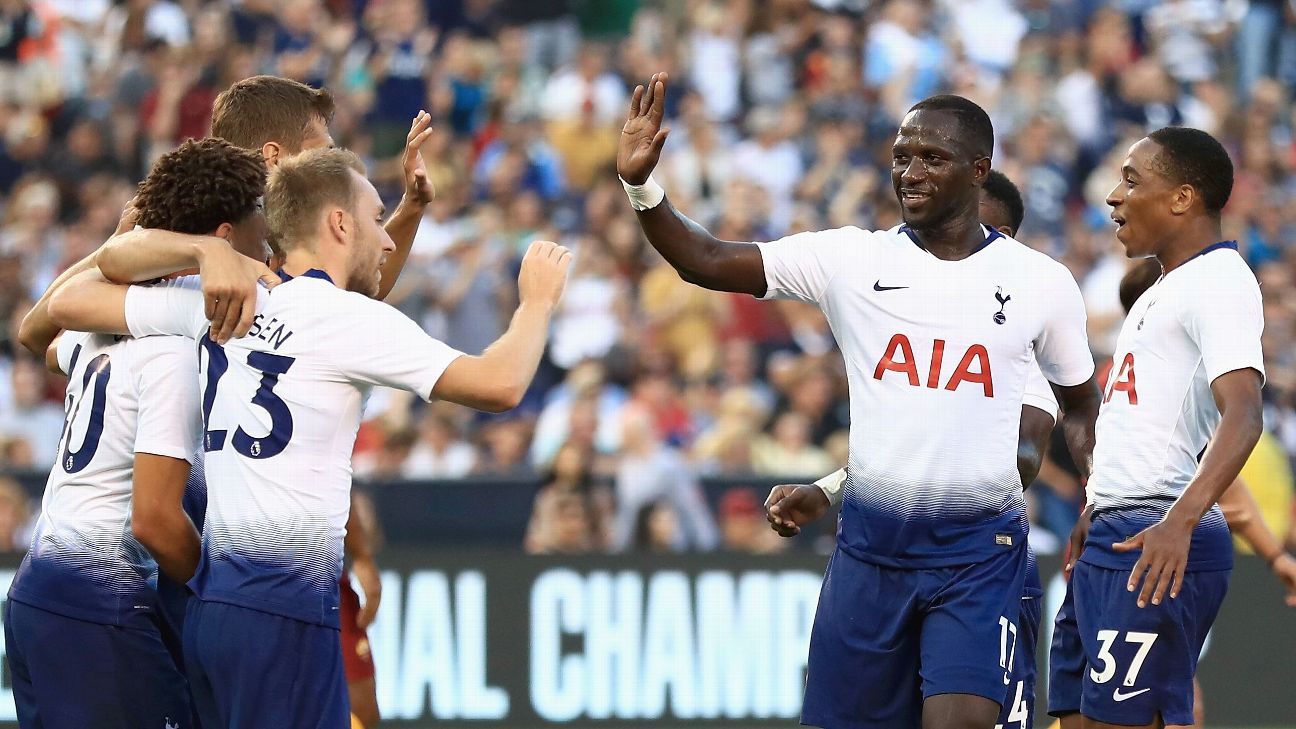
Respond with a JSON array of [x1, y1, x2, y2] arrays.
[[281, 250, 346, 289], [906, 214, 987, 261], [1156, 220, 1225, 275]]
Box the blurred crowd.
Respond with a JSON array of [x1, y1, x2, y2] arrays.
[[0, 0, 1292, 557]]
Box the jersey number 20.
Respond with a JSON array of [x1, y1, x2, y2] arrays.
[[200, 336, 296, 459]]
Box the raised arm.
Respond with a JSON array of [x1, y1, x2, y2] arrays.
[[377, 110, 436, 301], [432, 240, 571, 412], [617, 72, 767, 296]]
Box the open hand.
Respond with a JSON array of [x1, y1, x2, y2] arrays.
[[517, 240, 572, 311], [400, 110, 435, 207], [617, 72, 671, 186], [764, 484, 831, 538], [1113, 515, 1194, 608]]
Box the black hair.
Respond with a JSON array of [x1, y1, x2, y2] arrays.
[[1146, 127, 1234, 216], [909, 95, 994, 158], [135, 138, 266, 234], [982, 170, 1025, 234]]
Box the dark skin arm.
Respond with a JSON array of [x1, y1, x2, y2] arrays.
[[1017, 404, 1055, 488], [131, 454, 201, 583], [617, 72, 767, 296], [1115, 368, 1264, 607], [1051, 377, 1102, 573]]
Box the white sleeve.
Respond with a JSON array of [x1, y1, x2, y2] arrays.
[[1021, 359, 1059, 422], [331, 297, 465, 401], [123, 276, 210, 340], [1180, 267, 1266, 385], [55, 332, 88, 375], [755, 227, 861, 304], [814, 467, 846, 507], [132, 337, 202, 462], [1033, 266, 1096, 387]]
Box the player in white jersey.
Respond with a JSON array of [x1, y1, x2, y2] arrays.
[[1047, 128, 1264, 729], [47, 147, 571, 728], [211, 75, 438, 728], [5, 137, 271, 729], [767, 170, 1058, 729], [618, 72, 1104, 729]]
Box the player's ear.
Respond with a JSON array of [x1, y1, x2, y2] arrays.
[[261, 141, 282, 168], [995, 225, 1013, 236], [329, 208, 349, 241], [1170, 184, 1194, 215], [213, 222, 234, 241], [972, 157, 991, 185]]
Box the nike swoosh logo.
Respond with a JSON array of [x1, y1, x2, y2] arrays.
[[874, 280, 908, 291], [1112, 687, 1151, 702]]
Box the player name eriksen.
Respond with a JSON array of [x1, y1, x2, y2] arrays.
[[246, 314, 294, 350]]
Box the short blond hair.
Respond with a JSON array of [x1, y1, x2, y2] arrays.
[[265, 148, 367, 253]]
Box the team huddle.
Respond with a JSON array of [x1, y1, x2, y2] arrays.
[[0, 67, 1277, 729]]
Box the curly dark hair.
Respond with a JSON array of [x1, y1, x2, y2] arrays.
[[134, 137, 266, 233]]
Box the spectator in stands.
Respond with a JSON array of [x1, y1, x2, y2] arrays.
[[403, 407, 477, 480], [612, 406, 717, 552], [0, 357, 64, 471], [0, 475, 30, 552]]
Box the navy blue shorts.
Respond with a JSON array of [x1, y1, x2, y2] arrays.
[[996, 594, 1040, 729], [1052, 561, 1228, 726], [183, 598, 349, 729], [802, 543, 1027, 729], [4, 599, 192, 729], [1046, 576, 1085, 719]]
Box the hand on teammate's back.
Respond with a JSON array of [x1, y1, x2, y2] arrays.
[[194, 241, 281, 344], [616, 72, 671, 186], [517, 240, 572, 312], [764, 484, 831, 538]]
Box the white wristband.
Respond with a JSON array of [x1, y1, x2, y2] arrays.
[[620, 175, 665, 211], [814, 468, 846, 508]]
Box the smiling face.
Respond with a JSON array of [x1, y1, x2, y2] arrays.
[[891, 109, 988, 229], [1106, 137, 1180, 259]]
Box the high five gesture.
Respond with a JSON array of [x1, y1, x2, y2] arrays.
[[617, 72, 671, 185], [615, 73, 766, 297]]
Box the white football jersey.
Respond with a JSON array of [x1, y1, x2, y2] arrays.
[[124, 270, 464, 626], [1022, 356, 1059, 420], [758, 224, 1093, 566], [9, 331, 200, 627], [1087, 243, 1264, 510]]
